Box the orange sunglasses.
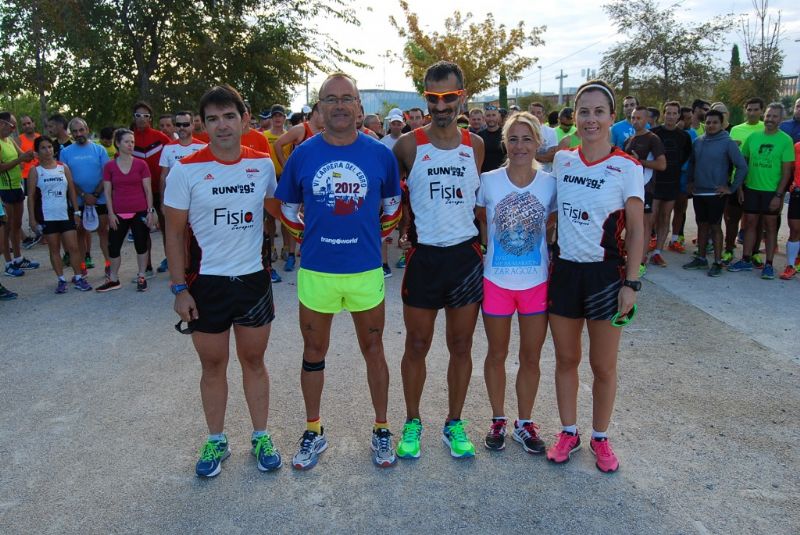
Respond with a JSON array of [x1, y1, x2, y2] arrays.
[[423, 90, 465, 104]]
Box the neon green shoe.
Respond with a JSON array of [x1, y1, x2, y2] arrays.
[[638, 263, 647, 278], [396, 418, 422, 459], [442, 419, 476, 458]]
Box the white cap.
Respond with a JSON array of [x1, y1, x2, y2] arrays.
[[387, 107, 404, 123], [302, 105, 312, 114]]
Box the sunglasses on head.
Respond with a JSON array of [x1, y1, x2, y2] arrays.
[[484, 105, 498, 111], [423, 90, 465, 104], [174, 122, 192, 128], [134, 112, 151, 119], [174, 320, 194, 335]]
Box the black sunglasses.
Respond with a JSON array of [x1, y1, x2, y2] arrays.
[[174, 122, 192, 128], [174, 320, 194, 335]]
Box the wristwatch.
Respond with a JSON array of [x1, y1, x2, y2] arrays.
[[170, 283, 188, 295], [622, 279, 642, 291]]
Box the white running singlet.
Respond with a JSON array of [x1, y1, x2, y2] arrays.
[[159, 140, 207, 172], [164, 146, 277, 276], [553, 147, 644, 263], [36, 163, 70, 221], [407, 128, 480, 247]]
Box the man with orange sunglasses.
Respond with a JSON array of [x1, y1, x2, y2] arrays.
[[392, 60, 486, 460]]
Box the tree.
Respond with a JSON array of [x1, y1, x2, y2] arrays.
[[0, 0, 362, 129], [389, 0, 545, 97], [599, 0, 731, 105], [740, 0, 784, 102]]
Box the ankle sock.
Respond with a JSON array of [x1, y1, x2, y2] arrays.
[[307, 418, 322, 434], [373, 420, 389, 432], [591, 429, 608, 440], [562, 425, 577, 435], [208, 432, 226, 443]]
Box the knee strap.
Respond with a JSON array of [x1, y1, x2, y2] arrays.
[[302, 359, 325, 372]]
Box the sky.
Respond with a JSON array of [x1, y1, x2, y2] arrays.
[[289, 0, 800, 110]]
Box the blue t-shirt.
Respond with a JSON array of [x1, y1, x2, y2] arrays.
[[276, 132, 401, 274], [779, 118, 800, 144], [611, 120, 635, 148], [60, 142, 110, 204]]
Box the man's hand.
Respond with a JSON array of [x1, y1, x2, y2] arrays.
[[174, 292, 199, 322]]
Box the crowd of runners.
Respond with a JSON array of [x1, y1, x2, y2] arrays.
[[1, 59, 798, 478]]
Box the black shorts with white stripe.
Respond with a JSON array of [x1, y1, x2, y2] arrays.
[[188, 269, 275, 333], [402, 238, 483, 310], [547, 258, 624, 320]]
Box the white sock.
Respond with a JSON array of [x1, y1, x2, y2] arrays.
[[208, 432, 226, 443], [13, 256, 22, 263], [58, 275, 66, 282], [562, 425, 577, 435], [252, 430, 268, 440], [787, 240, 800, 266], [73, 274, 82, 281], [591, 429, 608, 440], [671, 234, 678, 242]]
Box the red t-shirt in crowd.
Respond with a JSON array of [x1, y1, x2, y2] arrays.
[[241, 129, 271, 155], [103, 158, 151, 214], [133, 127, 171, 193]]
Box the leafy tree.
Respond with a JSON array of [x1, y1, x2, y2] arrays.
[[599, 0, 731, 104], [389, 0, 545, 97], [739, 0, 784, 102]]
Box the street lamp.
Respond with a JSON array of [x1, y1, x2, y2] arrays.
[[538, 66, 542, 95]]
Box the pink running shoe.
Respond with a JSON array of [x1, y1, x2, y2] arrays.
[[590, 437, 619, 473], [546, 431, 581, 463]]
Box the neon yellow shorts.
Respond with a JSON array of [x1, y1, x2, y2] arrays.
[[297, 267, 385, 314]]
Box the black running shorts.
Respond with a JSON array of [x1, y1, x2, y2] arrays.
[[548, 258, 625, 320], [788, 190, 800, 220], [189, 269, 275, 333], [743, 187, 781, 215], [402, 238, 483, 309], [693, 195, 726, 225], [41, 219, 77, 235]]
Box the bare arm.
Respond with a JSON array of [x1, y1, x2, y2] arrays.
[[164, 205, 198, 321], [618, 196, 644, 316], [275, 126, 302, 167], [26, 167, 39, 229], [64, 165, 80, 223]]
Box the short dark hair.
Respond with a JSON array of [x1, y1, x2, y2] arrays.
[[423, 61, 464, 90], [174, 110, 194, 119], [198, 84, 247, 122], [663, 100, 681, 112], [647, 107, 660, 121], [691, 99, 710, 111], [744, 97, 764, 109], [623, 95, 639, 105], [529, 101, 545, 110], [34, 135, 53, 152], [159, 114, 174, 122], [633, 105, 649, 113], [132, 101, 153, 115], [766, 102, 785, 116], [547, 110, 559, 125], [408, 107, 424, 117], [113, 128, 134, 149], [705, 109, 724, 122], [0, 111, 11, 122], [99, 126, 115, 140], [48, 114, 68, 128], [680, 106, 692, 115]]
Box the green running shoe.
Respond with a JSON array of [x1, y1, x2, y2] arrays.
[[195, 436, 231, 478], [396, 418, 422, 459], [442, 419, 475, 458], [638, 263, 647, 278]]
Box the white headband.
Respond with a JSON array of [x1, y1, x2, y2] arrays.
[[576, 84, 615, 109]]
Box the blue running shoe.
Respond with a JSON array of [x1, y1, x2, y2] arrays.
[[156, 258, 169, 273], [73, 277, 92, 291], [195, 437, 231, 478], [371, 428, 397, 467], [284, 254, 296, 272], [271, 269, 282, 283], [4, 263, 24, 277], [396, 254, 406, 269], [14, 257, 39, 270], [727, 259, 753, 272], [0, 285, 17, 300], [761, 264, 775, 280], [292, 429, 328, 470], [55, 280, 68, 294], [252, 433, 282, 472]]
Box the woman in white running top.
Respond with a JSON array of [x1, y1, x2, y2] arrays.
[[476, 112, 556, 455], [545, 80, 644, 473], [27, 136, 92, 293]]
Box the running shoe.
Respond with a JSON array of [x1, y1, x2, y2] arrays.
[[590, 437, 619, 473], [382, 263, 392, 278], [682, 256, 708, 270], [546, 430, 581, 464], [484, 418, 507, 451], [270, 269, 282, 283], [442, 419, 475, 458], [638, 263, 647, 277], [104, 263, 111, 281], [371, 428, 397, 467], [708, 263, 723, 277], [55, 280, 68, 294], [136, 276, 148, 292], [649, 253, 667, 267], [3, 264, 24, 277], [95, 280, 121, 292], [292, 428, 328, 470], [195, 436, 231, 478], [761, 264, 775, 280], [779, 265, 797, 280], [73, 277, 92, 291], [284, 254, 296, 272], [84, 255, 95, 269], [668, 241, 685, 254], [22, 234, 42, 249], [751, 253, 764, 269], [145, 267, 154, 279], [721, 250, 734, 265], [0, 285, 17, 300], [14, 257, 40, 270], [156, 258, 168, 273], [396, 254, 406, 269], [512, 420, 546, 454], [396, 418, 422, 459], [252, 433, 282, 472], [727, 259, 752, 272]]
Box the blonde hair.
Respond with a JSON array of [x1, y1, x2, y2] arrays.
[[501, 111, 542, 170]]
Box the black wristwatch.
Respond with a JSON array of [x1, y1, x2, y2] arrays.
[[623, 279, 642, 291]]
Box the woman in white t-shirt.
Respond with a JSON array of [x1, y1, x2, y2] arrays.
[[476, 112, 556, 455], [546, 80, 645, 473]]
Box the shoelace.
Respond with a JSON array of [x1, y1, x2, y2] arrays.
[[488, 420, 505, 436], [592, 439, 613, 458], [376, 430, 392, 452], [199, 441, 224, 462], [447, 421, 469, 442], [553, 432, 577, 452], [401, 422, 421, 442], [298, 432, 318, 454], [518, 422, 540, 440], [254, 435, 274, 456]]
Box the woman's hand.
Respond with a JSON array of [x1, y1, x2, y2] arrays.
[[617, 286, 637, 318], [108, 213, 119, 230]]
